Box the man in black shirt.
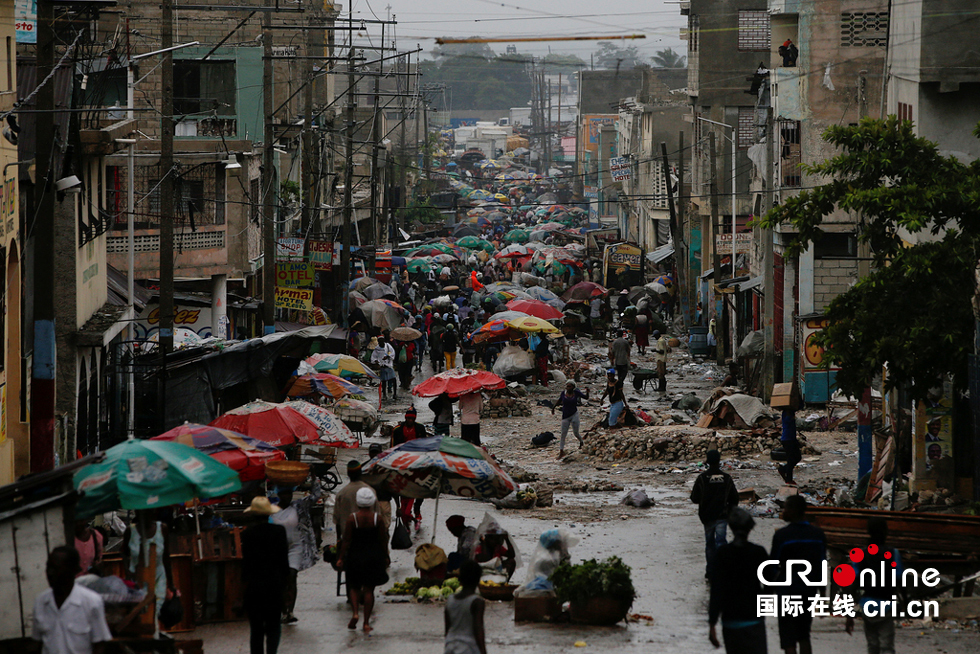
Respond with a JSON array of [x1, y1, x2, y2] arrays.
[[690, 449, 740, 578], [769, 495, 827, 654], [709, 508, 769, 654], [242, 497, 290, 654]]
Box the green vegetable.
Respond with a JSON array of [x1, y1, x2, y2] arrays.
[[416, 587, 429, 600], [551, 556, 637, 606], [443, 577, 461, 591], [441, 586, 454, 597]]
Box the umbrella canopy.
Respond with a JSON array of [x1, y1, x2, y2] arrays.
[[74, 440, 242, 520], [363, 282, 397, 300], [361, 436, 516, 500], [391, 326, 423, 342], [406, 258, 432, 274], [562, 281, 608, 302], [456, 235, 484, 249], [504, 229, 529, 243], [493, 193, 510, 203], [487, 310, 530, 322], [524, 286, 563, 304], [495, 244, 529, 259], [284, 373, 366, 400], [452, 224, 481, 238], [483, 282, 520, 294], [468, 189, 494, 201], [432, 254, 457, 264], [150, 423, 285, 483], [351, 276, 378, 292], [412, 368, 506, 398], [211, 400, 357, 449], [361, 299, 409, 331], [305, 353, 379, 379], [535, 221, 564, 232], [473, 318, 514, 344], [348, 291, 369, 307], [484, 211, 509, 222], [651, 274, 676, 295], [506, 316, 560, 333], [505, 298, 564, 321]]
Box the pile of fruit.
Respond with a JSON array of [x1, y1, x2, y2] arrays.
[[414, 577, 461, 602], [385, 577, 424, 596], [478, 580, 509, 589]]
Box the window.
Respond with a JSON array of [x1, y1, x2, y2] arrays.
[[738, 10, 771, 52], [780, 121, 802, 187], [174, 60, 237, 116], [689, 15, 700, 52], [814, 233, 857, 259], [897, 102, 913, 124], [148, 178, 205, 221], [840, 13, 888, 47]]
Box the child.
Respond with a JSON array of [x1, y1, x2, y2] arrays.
[[444, 560, 487, 654]]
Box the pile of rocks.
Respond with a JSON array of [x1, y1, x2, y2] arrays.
[[482, 396, 533, 418], [551, 480, 624, 493], [583, 426, 818, 463]]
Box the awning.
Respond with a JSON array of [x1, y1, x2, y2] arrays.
[[736, 275, 764, 292], [700, 268, 714, 280], [646, 243, 675, 264]]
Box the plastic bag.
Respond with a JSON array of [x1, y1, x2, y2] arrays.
[[474, 512, 523, 572], [493, 344, 535, 377]]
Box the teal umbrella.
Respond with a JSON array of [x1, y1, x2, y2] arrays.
[[74, 439, 242, 519], [456, 235, 484, 249], [406, 258, 432, 274], [504, 228, 529, 243]]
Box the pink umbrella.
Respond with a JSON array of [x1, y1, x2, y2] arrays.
[[412, 368, 506, 398], [505, 298, 564, 321]]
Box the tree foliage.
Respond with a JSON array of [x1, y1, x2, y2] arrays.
[[540, 53, 588, 72], [756, 117, 980, 399], [420, 46, 532, 111], [593, 42, 644, 70], [651, 48, 686, 68]]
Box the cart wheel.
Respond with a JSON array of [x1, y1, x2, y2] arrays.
[[318, 470, 342, 491]]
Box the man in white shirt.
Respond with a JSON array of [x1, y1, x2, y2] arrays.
[[458, 392, 483, 446], [33, 546, 112, 654], [371, 335, 398, 400]]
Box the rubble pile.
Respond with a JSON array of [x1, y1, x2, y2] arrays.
[[583, 427, 818, 463], [481, 396, 533, 418]]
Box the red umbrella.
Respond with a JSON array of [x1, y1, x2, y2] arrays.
[[562, 281, 608, 303], [505, 298, 564, 321], [412, 368, 506, 398], [210, 401, 322, 447], [151, 423, 286, 482]]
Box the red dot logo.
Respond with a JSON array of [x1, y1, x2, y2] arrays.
[[868, 544, 879, 555], [884, 551, 892, 559], [892, 562, 897, 568], [849, 548, 865, 563], [833, 564, 856, 587]]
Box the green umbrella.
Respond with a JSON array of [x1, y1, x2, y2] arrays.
[[478, 239, 496, 254], [504, 228, 529, 243], [457, 236, 483, 249], [74, 439, 242, 520], [406, 258, 432, 273]]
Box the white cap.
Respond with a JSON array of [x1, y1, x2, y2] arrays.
[[355, 486, 377, 508]]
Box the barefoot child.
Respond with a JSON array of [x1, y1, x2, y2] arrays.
[[444, 560, 487, 654]]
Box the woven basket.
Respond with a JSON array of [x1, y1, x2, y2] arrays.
[[265, 461, 310, 485]]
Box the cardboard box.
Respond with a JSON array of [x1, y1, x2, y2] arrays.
[[770, 383, 799, 409], [514, 596, 560, 622]]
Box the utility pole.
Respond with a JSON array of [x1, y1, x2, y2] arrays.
[[340, 46, 356, 326], [398, 54, 408, 234], [159, 0, 175, 354], [679, 131, 692, 326], [762, 110, 776, 400], [368, 73, 381, 277], [661, 142, 681, 328], [262, 6, 276, 335], [709, 133, 725, 366], [422, 96, 430, 184], [301, 18, 315, 236]]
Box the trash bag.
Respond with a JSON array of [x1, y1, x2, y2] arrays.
[[671, 393, 703, 411], [493, 344, 535, 377], [620, 489, 654, 508], [492, 484, 537, 509], [514, 528, 579, 598], [159, 593, 184, 629], [531, 431, 556, 447], [391, 520, 413, 550]]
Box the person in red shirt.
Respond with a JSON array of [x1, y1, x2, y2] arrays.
[[390, 408, 429, 528]]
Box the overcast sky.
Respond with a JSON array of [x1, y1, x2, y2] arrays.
[[344, 0, 687, 61]]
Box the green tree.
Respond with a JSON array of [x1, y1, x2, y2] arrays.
[[593, 42, 644, 70], [420, 50, 532, 110], [540, 53, 588, 72], [757, 117, 980, 399], [651, 48, 686, 68]]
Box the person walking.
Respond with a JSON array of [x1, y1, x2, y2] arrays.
[[778, 403, 802, 485], [458, 392, 483, 446], [121, 511, 173, 616], [391, 409, 428, 528], [337, 487, 390, 634], [430, 325, 445, 373], [242, 497, 290, 654], [770, 495, 827, 654], [443, 560, 488, 654], [653, 330, 672, 400], [845, 518, 901, 654], [32, 546, 112, 654], [634, 310, 650, 355], [609, 330, 632, 383], [271, 481, 322, 624], [372, 336, 397, 400], [443, 324, 459, 370], [333, 461, 370, 542], [430, 392, 455, 437], [551, 381, 589, 459], [690, 450, 740, 579], [708, 509, 769, 654], [396, 339, 416, 391]]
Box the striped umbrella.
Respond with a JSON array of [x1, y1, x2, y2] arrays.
[[305, 353, 379, 379], [284, 373, 366, 400], [151, 423, 286, 482]]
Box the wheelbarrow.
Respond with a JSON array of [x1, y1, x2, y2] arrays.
[[631, 368, 658, 393]]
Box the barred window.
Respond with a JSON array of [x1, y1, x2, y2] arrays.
[[840, 12, 888, 47]]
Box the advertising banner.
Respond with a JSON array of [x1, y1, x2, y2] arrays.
[[275, 287, 314, 311]]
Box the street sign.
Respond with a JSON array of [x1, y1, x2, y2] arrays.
[[308, 240, 334, 271], [715, 232, 752, 253], [275, 287, 314, 311], [610, 156, 632, 182], [276, 237, 304, 261]]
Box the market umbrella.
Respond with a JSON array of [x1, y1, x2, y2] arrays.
[[483, 282, 520, 294], [562, 281, 608, 303], [211, 400, 357, 449], [456, 235, 484, 249], [488, 310, 530, 322], [305, 353, 379, 379], [284, 373, 366, 400], [390, 326, 423, 342], [469, 189, 493, 201], [505, 298, 564, 321], [406, 259, 432, 274], [284, 401, 358, 448], [495, 244, 529, 259], [74, 439, 242, 520], [348, 291, 368, 307], [493, 193, 510, 203], [504, 229, 529, 243], [412, 368, 506, 399], [484, 211, 508, 222], [351, 276, 379, 292], [506, 316, 560, 334], [363, 282, 397, 300], [651, 274, 676, 295], [432, 253, 458, 264], [361, 436, 517, 541], [524, 286, 563, 304], [472, 318, 514, 344], [361, 299, 410, 331], [453, 224, 481, 238], [150, 423, 286, 483]]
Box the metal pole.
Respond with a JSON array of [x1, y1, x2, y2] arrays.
[[341, 47, 356, 326], [709, 133, 724, 367], [763, 109, 776, 401], [262, 6, 276, 335], [127, 138, 136, 436]]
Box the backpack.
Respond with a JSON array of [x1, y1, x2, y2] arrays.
[[398, 344, 408, 364]]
